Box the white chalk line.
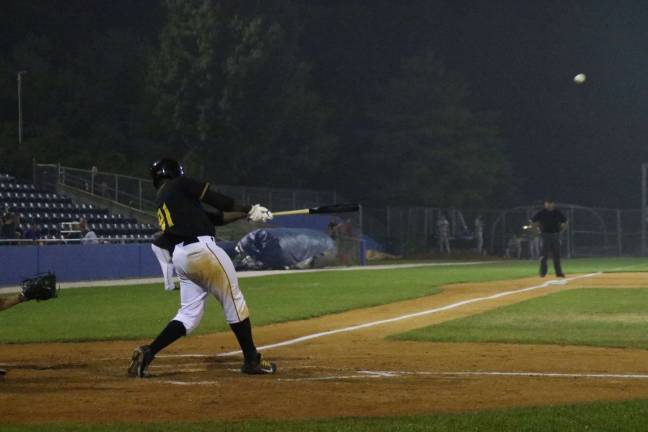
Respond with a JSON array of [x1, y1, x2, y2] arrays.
[[152, 368, 648, 386], [277, 369, 648, 382], [160, 380, 220, 386], [156, 354, 212, 359], [214, 272, 601, 357]]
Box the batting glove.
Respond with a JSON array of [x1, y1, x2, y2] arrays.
[[248, 204, 273, 223]]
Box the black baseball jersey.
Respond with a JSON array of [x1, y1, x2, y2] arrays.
[[155, 177, 215, 240], [155, 176, 250, 246], [532, 208, 567, 233]]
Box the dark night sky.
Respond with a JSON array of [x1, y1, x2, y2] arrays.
[[303, 1, 648, 207], [447, 1, 648, 208], [3, 1, 648, 208]]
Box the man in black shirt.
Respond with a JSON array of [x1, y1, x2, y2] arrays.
[[531, 199, 568, 278], [128, 159, 276, 377]]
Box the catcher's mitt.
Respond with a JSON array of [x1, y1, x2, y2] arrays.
[[21, 272, 58, 301]]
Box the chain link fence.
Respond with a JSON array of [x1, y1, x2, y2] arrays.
[[361, 204, 642, 259], [34, 164, 340, 213], [33, 164, 643, 260]]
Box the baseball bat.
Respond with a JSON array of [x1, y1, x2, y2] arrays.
[[273, 203, 360, 217]]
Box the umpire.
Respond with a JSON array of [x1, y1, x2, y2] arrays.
[[532, 199, 567, 278]]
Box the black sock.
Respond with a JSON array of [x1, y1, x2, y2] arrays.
[[150, 320, 187, 357], [229, 318, 257, 363]]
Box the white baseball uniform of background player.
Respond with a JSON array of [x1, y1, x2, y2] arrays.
[[151, 242, 176, 291]]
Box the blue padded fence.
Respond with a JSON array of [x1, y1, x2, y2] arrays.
[[0, 244, 161, 287]]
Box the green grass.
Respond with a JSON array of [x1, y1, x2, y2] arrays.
[[5, 399, 648, 431], [0, 257, 645, 343], [396, 288, 648, 349]]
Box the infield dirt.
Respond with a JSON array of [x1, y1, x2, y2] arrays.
[[2, 272, 648, 423]]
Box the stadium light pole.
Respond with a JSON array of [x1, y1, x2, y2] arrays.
[[17, 70, 27, 147]]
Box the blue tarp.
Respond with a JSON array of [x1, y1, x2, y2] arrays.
[[237, 228, 335, 269]]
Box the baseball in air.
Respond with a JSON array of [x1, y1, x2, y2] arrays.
[[573, 73, 586, 84]]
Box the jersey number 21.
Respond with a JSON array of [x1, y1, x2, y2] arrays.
[[157, 203, 175, 231]]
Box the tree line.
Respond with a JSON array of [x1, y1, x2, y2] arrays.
[[0, 0, 511, 207]]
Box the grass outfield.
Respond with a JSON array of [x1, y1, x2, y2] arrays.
[[0, 257, 646, 343], [5, 399, 648, 431], [395, 288, 648, 349]]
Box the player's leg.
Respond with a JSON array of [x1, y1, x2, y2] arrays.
[[128, 246, 208, 378], [539, 234, 548, 277], [201, 239, 276, 374], [550, 234, 565, 277]]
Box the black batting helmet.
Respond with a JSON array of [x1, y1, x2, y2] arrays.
[[150, 159, 184, 188]]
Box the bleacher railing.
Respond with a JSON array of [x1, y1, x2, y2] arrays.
[[35, 164, 341, 213]]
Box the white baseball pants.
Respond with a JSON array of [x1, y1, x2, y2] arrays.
[[171, 236, 249, 333]]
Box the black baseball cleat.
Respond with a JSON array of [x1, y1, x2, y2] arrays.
[[556, 273, 566, 278], [241, 353, 277, 375], [0, 368, 6, 377], [128, 345, 153, 378]]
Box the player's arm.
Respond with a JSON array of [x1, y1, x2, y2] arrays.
[[197, 182, 251, 213], [204, 208, 247, 226], [200, 183, 272, 222], [559, 212, 568, 233], [181, 178, 271, 222]]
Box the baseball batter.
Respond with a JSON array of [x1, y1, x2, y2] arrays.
[[128, 159, 276, 377]]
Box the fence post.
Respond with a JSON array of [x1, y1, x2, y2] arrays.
[[358, 204, 365, 266], [642, 163, 647, 256], [566, 206, 572, 258], [423, 207, 429, 247], [138, 180, 143, 210], [114, 176, 119, 202], [616, 208, 622, 256], [502, 213, 507, 253], [386, 207, 391, 239], [570, 207, 575, 258]]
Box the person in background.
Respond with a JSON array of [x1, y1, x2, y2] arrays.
[[532, 199, 567, 277], [1, 208, 18, 242], [23, 223, 43, 242], [474, 215, 484, 255], [505, 234, 522, 259], [327, 216, 340, 240], [80, 225, 99, 245], [437, 214, 451, 254], [525, 220, 541, 260]]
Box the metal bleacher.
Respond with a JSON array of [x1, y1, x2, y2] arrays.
[[0, 173, 157, 242]]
